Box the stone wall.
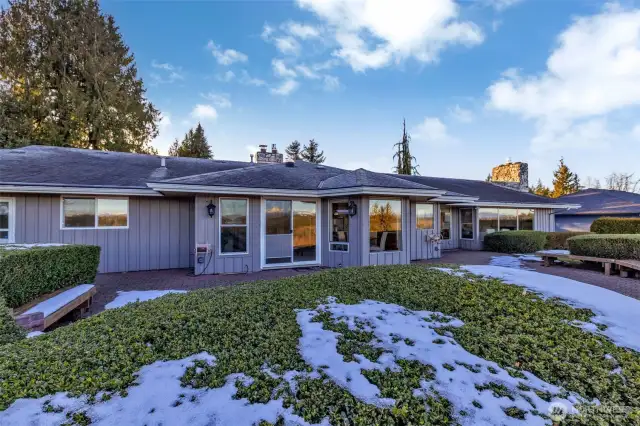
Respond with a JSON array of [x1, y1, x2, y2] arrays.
[[491, 162, 529, 192]]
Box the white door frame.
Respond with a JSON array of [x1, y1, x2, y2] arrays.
[[0, 197, 16, 244], [260, 197, 321, 269]]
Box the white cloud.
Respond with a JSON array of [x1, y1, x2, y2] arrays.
[[201, 93, 232, 109], [159, 113, 172, 129], [323, 75, 340, 91], [216, 70, 236, 82], [531, 118, 614, 153], [275, 36, 301, 56], [207, 41, 249, 65], [239, 70, 267, 87], [272, 59, 298, 78], [297, 0, 484, 72], [487, 5, 640, 152], [284, 21, 321, 39], [449, 105, 475, 123], [295, 64, 321, 79], [312, 58, 341, 71], [270, 80, 300, 96], [261, 24, 275, 40], [412, 117, 458, 145], [485, 0, 523, 11], [191, 104, 218, 120], [632, 124, 640, 140], [150, 60, 184, 84]]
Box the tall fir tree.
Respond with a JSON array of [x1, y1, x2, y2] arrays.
[[301, 139, 326, 164], [393, 119, 419, 175], [551, 158, 580, 198], [530, 179, 551, 197], [0, 0, 159, 152], [285, 140, 302, 161], [169, 124, 213, 159]]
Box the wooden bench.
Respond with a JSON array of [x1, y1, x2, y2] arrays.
[[14, 284, 96, 332], [616, 260, 640, 278], [536, 251, 617, 276]]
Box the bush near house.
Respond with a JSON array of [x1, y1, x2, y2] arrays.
[[483, 231, 548, 253], [567, 234, 640, 260], [0, 296, 25, 346], [0, 245, 100, 308], [591, 217, 640, 234], [545, 232, 591, 250]]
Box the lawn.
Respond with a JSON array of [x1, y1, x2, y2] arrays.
[[1, 265, 638, 425]]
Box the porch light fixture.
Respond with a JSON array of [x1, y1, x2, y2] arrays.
[[347, 201, 358, 217], [206, 200, 216, 218]]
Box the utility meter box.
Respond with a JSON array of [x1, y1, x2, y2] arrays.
[[196, 244, 211, 264]]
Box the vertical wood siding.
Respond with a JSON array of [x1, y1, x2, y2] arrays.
[[5, 193, 194, 273], [194, 195, 261, 275], [321, 197, 363, 268], [534, 208, 555, 232], [409, 202, 442, 260]]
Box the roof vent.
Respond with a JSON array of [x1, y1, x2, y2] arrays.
[[285, 161, 295, 168], [160, 157, 166, 167], [316, 165, 326, 170]]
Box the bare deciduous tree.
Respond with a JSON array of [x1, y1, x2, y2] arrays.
[[605, 172, 640, 193]]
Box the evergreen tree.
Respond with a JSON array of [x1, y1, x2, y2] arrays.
[[0, 0, 159, 153], [530, 179, 551, 197], [551, 158, 580, 198], [169, 124, 213, 159], [392, 119, 419, 175], [301, 139, 325, 164], [285, 140, 302, 161]]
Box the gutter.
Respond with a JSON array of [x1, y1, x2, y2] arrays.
[[0, 184, 162, 197], [447, 201, 582, 209]]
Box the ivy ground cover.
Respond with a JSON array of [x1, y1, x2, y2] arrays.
[[1, 265, 639, 425]]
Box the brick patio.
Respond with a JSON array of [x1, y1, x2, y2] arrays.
[[91, 250, 640, 315]]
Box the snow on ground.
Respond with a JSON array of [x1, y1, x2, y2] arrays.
[[26, 331, 44, 339], [298, 299, 580, 425], [462, 265, 640, 352], [0, 353, 323, 426], [105, 290, 187, 310], [0, 243, 67, 250], [489, 255, 542, 270], [23, 284, 95, 317]]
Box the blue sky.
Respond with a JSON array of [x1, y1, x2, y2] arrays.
[[99, 1, 640, 185]]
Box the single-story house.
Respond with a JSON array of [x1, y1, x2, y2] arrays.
[[0, 146, 578, 273], [555, 189, 640, 232]]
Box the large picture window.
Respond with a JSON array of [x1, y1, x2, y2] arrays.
[[330, 201, 349, 252], [62, 198, 128, 229], [478, 207, 535, 234], [416, 203, 434, 229], [460, 208, 474, 240], [220, 198, 248, 254], [440, 206, 451, 240], [369, 199, 402, 252]]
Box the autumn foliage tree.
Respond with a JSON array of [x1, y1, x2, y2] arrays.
[[551, 158, 580, 198]]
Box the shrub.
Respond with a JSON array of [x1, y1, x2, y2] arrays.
[[0, 296, 24, 346], [483, 231, 548, 253], [591, 217, 640, 234], [567, 234, 640, 260], [0, 245, 100, 308], [544, 232, 590, 249]]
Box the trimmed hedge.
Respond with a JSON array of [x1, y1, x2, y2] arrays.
[[545, 232, 591, 249], [567, 234, 640, 260], [0, 245, 100, 308], [483, 231, 548, 253], [591, 217, 640, 234], [0, 296, 24, 346]]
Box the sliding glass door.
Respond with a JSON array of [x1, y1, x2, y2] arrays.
[[264, 199, 318, 266]]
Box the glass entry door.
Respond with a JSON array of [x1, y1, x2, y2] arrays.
[[264, 200, 317, 266]]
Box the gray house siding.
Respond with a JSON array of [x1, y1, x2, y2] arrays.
[[321, 197, 363, 268], [534, 208, 555, 232], [361, 197, 411, 266], [3, 193, 195, 273], [194, 195, 261, 275], [409, 202, 442, 260]]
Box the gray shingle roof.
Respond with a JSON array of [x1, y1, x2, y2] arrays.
[[556, 189, 640, 215], [317, 169, 439, 191], [0, 145, 248, 188]]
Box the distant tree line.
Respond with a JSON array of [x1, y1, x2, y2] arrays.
[[285, 139, 325, 164]]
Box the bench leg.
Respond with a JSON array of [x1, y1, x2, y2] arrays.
[[604, 263, 611, 276], [543, 257, 556, 267], [620, 268, 629, 278]]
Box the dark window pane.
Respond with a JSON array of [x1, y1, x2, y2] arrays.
[[416, 204, 434, 229], [518, 209, 534, 230], [440, 206, 451, 240], [369, 199, 402, 251], [221, 199, 247, 225], [220, 227, 247, 253], [331, 202, 349, 242], [266, 200, 291, 235], [97, 199, 128, 227], [0, 201, 8, 229], [461, 224, 474, 239], [330, 243, 349, 252], [499, 208, 518, 231], [479, 208, 499, 234], [63, 199, 95, 228], [0, 230, 7, 239], [460, 208, 474, 239]]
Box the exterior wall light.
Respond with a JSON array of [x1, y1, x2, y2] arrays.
[[207, 201, 216, 218], [348, 201, 358, 217]]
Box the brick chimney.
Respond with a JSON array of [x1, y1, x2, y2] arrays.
[[490, 159, 529, 192], [256, 144, 283, 164]]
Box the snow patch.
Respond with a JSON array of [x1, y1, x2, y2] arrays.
[[462, 265, 640, 351], [105, 290, 187, 310], [0, 243, 67, 251], [489, 255, 542, 270], [27, 331, 44, 339], [432, 267, 466, 276], [0, 353, 323, 426], [23, 284, 95, 317]]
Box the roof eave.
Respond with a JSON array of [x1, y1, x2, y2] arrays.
[[0, 184, 162, 197], [448, 201, 582, 209]]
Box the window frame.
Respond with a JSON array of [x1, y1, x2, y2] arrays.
[[369, 198, 403, 252], [328, 200, 350, 253], [477, 207, 536, 233], [440, 205, 452, 240], [60, 197, 129, 230], [415, 203, 435, 230], [218, 197, 249, 256], [0, 197, 16, 243], [460, 208, 475, 240]]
